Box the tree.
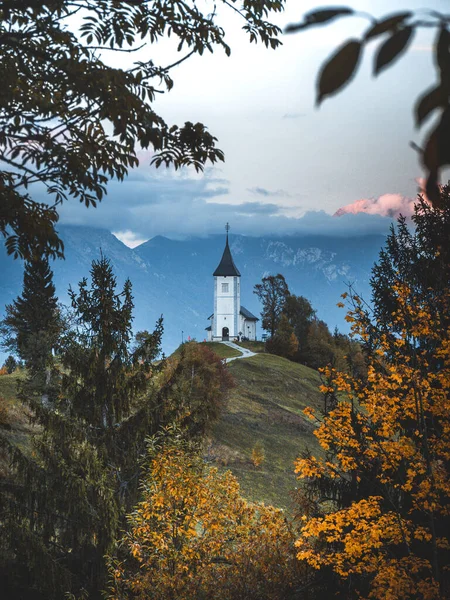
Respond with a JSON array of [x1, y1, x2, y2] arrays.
[[302, 318, 335, 371], [285, 7, 450, 206], [162, 341, 234, 439], [106, 430, 302, 600], [296, 288, 450, 599], [283, 293, 315, 353], [0, 1, 286, 259], [295, 205, 450, 598], [370, 188, 450, 348], [251, 440, 266, 468], [254, 273, 290, 337], [265, 313, 299, 359], [2, 355, 17, 374], [0, 255, 61, 406], [0, 256, 165, 599]]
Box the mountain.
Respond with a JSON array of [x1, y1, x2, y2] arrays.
[[0, 225, 386, 358]]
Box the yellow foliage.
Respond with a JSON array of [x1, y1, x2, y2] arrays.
[[107, 435, 302, 599], [251, 440, 265, 468], [295, 284, 450, 599]]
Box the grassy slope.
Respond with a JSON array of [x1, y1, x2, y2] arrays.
[[199, 341, 242, 359], [209, 353, 324, 510], [0, 370, 35, 474], [0, 352, 324, 510]]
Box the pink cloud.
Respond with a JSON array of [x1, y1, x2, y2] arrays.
[[334, 183, 429, 219]]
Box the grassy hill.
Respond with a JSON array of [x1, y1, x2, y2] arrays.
[[0, 349, 324, 509], [207, 352, 324, 510], [0, 370, 36, 476], [199, 341, 242, 359]]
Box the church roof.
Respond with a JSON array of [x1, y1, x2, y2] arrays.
[[213, 235, 241, 277], [240, 306, 258, 321]]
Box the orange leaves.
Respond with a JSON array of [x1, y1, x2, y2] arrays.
[[295, 283, 450, 598], [107, 435, 301, 599]]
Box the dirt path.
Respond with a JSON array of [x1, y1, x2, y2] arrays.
[[220, 341, 257, 363]]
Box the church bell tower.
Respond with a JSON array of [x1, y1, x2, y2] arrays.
[[212, 224, 241, 341]]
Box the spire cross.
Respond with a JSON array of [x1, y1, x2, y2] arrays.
[[225, 222, 230, 234]]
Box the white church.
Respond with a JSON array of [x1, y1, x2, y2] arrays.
[[205, 226, 258, 342]]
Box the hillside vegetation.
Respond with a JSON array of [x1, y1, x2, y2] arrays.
[[208, 352, 324, 509], [0, 351, 323, 510]]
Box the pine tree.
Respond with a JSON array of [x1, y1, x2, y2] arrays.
[[0, 255, 60, 374], [370, 187, 450, 368], [0, 256, 164, 599]]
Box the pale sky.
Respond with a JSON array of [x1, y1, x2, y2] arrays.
[[55, 0, 450, 245]]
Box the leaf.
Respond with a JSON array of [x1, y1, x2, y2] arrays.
[[285, 7, 353, 33], [365, 12, 412, 40], [374, 27, 414, 75], [415, 85, 445, 127], [317, 40, 362, 105], [423, 106, 450, 206], [425, 171, 440, 208], [436, 27, 450, 76]]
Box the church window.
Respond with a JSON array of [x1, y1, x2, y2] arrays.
[[222, 283, 229, 293]]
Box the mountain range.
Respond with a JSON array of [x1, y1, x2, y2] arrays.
[[0, 226, 386, 357]]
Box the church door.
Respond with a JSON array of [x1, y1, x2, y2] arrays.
[[222, 327, 229, 341]]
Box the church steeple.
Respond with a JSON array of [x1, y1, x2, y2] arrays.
[[213, 223, 241, 277]]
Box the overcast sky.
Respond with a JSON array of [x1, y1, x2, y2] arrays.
[[56, 0, 450, 246]]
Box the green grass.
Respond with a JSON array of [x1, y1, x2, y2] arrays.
[[236, 340, 265, 353], [209, 353, 324, 510], [0, 352, 325, 511], [0, 370, 35, 468], [200, 342, 242, 359]]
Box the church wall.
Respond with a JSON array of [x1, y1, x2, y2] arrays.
[[239, 315, 257, 341], [214, 275, 240, 338]]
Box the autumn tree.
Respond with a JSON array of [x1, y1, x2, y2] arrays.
[[285, 7, 450, 206], [106, 430, 302, 600], [162, 341, 234, 439], [265, 313, 299, 359], [254, 273, 290, 337], [0, 1, 285, 259], [295, 204, 450, 598], [0, 256, 165, 599], [283, 293, 316, 359]]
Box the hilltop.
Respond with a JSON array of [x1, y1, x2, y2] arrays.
[[207, 350, 323, 509]]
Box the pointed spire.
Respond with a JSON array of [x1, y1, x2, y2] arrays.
[[213, 223, 241, 277]]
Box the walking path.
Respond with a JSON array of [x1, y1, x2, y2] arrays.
[[220, 341, 256, 363]]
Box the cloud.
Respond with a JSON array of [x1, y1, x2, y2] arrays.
[[334, 191, 427, 219], [247, 186, 292, 198], [112, 230, 149, 248], [30, 158, 399, 245], [282, 112, 306, 119]]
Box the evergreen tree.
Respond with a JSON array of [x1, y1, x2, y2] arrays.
[[0, 256, 164, 599], [370, 187, 450, 368], [0, 255, 60, 374], [3, 355, 17, 374]]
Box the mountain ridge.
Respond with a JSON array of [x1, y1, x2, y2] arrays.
[[0, 225, 386, 358]]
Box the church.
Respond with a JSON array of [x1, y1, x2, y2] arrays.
[[205, 226, 258, 342]]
